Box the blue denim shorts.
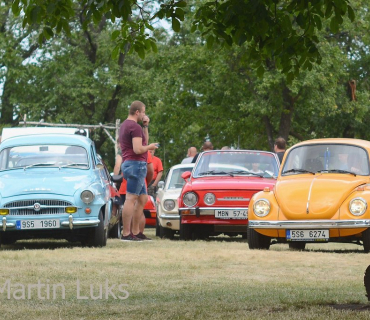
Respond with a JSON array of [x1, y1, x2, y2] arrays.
[[122, 160, 147, 196]]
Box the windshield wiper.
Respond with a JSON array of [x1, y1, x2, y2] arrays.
[[229, 170, 264, 177], [198, 170, 234, 176], [282, 168, 315, 175], [59, 163, 89, 169], [246, 172, 264, 177], [228, 170, 250, 175], [24, 163, 56, 170], [318, 169, 357, 176], [198, 170, 216, 176]]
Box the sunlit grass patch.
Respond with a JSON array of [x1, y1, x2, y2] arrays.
[[0, 230, 369, 319]]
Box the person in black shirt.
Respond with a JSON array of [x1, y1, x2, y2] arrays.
[[192, 141, 214, 163], [274, 137, 286, 164]]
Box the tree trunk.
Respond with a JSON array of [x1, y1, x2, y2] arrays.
[[278, 86, 295, 141], [0, 77, 16, 125], [263, 115, 275, 151]]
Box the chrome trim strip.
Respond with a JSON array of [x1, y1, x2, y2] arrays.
[[306, 175, 318, 214], [179, 207, 248, 215], [61, 219, 100, 227], [159, 214, 180, 220], [249, 219, 370, 229], [217, 198, 250, 201], [68, 215, 73, 230], [0, 220, 16, 229]]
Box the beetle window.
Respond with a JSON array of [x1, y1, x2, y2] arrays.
[[282, 144, 370, 176]]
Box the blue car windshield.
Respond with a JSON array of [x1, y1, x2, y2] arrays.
[[0, 145, 89, 170]]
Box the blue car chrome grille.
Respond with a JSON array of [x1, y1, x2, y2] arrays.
[[4, 200, 73, 216]]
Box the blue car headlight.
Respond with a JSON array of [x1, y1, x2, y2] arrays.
[[81, 190, 95, 204]]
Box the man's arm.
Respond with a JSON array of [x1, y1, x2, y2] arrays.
[[152, 170, 163, 187], [146, 163, 154, 185], [132, 137, 158, 154], [143, 127, 149, 146], [113, 154, 122, 175], [142, 115, 149, 145]]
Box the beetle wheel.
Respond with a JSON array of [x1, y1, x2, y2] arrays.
[[363, 228, 370, 253], [247, 225, 270, 250]]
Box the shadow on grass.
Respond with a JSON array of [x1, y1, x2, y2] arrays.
[[0, 240, 83, 250], [305, 248, 366, 254], [166, 235, 248, 243], [328, 303, 370, 311]]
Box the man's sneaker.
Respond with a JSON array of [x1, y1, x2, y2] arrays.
[[120, 233, 143, 242], [134, 232, 152, 241]]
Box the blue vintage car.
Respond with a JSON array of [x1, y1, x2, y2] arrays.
[[0, 134, 112, 247]]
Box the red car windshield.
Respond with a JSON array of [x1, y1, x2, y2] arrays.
[[193, 150, 279, 178]]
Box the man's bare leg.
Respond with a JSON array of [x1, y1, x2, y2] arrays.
[[122, 193, 138, 236], [139, 213, 146, 234], [131, 194, 147, 235]]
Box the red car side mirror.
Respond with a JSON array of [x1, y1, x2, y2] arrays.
[[181, 171, 191, 180]]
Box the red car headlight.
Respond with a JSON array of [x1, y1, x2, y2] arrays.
[[183, 192, 198, 207], [204, 193, 215, 205]]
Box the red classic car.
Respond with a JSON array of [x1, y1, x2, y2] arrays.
[[178, 150, 280, 240], [144, 195, 157, 227]]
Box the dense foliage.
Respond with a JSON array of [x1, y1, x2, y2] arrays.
[[0, 0, 369, 171], [11, 0, 353, 79]]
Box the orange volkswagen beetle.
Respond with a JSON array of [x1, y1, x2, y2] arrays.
[[248, 138, 370, 251]]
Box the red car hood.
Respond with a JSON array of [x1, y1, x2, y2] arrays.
[[190, 176, 276, 190]]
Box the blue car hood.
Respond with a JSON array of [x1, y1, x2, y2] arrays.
[[0, 169, 96, 198]]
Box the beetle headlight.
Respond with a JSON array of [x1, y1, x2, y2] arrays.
[[253, 199, 271, 217], [204, 193, 216, 205], [164, 199, 175, 211], [183, 192, 198, 207], [81, 190, 95, 204], [349, 198, 367, 216]]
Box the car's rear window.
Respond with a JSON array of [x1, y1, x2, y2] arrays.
[[168, 167, 193, 189], [0, 145, 89, 170]]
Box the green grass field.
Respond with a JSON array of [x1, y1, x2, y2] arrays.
[[0, 230, 369, 320]]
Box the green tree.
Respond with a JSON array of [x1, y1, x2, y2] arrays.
[[11, 0, 354, 78], [0, 1, 41, 125]]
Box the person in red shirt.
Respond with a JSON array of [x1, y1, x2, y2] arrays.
[[148, 149, 163, 197]]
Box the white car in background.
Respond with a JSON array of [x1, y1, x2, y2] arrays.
[[156, 163, 194, 239]]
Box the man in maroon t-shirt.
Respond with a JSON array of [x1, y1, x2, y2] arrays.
[[119, 100, 158, 241]]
